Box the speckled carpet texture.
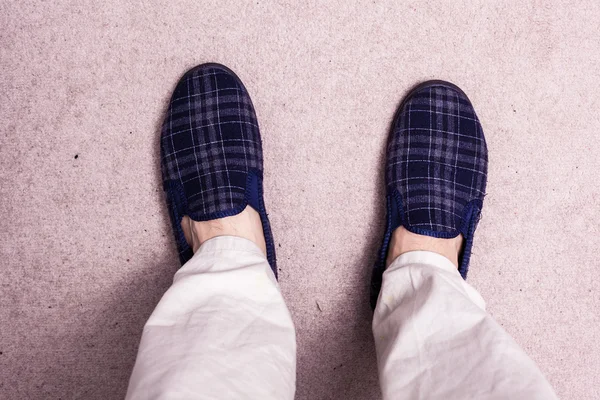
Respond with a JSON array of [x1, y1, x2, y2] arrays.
[[1, 1, 599, 399]]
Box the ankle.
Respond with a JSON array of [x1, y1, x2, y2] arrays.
[[181, 206, 267, 255], [386, 226, 462, 268]]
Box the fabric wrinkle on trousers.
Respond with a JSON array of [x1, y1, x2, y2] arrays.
[[373, 250, 558, 400], [127, 236, 557, 400], [126, 236, 297, 400]]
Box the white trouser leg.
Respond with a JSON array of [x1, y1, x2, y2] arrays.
[[373, 251, 558, 400], [126, 236, 296, 400]]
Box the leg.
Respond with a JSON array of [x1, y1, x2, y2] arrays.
[[371, 81, 558, 399], [126, 234, 296, 399], [127, 64, 295, 398], [373, 232, 557, 399]]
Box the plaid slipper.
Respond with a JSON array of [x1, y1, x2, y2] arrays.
[[371, 81, 488, 308], [160, 63, 277, 277]]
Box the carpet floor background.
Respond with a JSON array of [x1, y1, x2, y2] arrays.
[[1, 1, 599, 399]]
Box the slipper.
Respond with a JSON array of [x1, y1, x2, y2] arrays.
[[160, 63, 277, 277], [371, 81, 488, 309]]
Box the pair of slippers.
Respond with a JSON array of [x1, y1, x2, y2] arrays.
[[160, 63, 488, 309]]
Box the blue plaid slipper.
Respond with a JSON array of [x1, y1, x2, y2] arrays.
[[371, 81, 488, 308], [161, 63, 277, 277]]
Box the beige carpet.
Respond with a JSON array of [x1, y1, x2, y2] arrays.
[[1, 1, 599, 399]]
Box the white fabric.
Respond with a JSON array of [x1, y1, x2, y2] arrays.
[[127, 237, 557, 400], [126, 236, 296, 400], [373, 250, 558, 400]]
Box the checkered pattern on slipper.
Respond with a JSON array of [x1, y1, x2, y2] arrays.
[[160, 64, 274, 269], [387, 83, 488, 236], [161, 64, 262, 217], [371, 81, 488, 309]]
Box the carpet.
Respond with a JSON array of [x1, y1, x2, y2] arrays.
[[1, 1, 599, 398]]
